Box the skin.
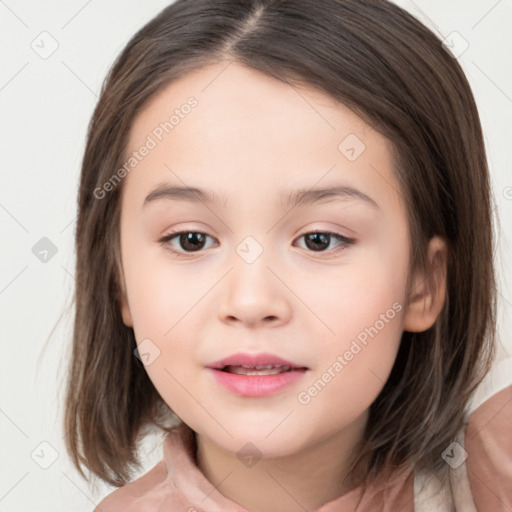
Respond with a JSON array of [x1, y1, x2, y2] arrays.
[[118, 61, 447, 512]]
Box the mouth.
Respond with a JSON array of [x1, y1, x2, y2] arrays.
[[219, 364, 298, 375], [206, 352, 308, 373], [205, 352, 309, 397]]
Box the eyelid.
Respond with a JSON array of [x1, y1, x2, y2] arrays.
[[158, 226, 356, 258], [158, 229, 217, 257]]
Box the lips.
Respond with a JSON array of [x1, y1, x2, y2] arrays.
[[206, 352, 308, 373], [206, 352, 309, 397], [223, 364, 292, 375]]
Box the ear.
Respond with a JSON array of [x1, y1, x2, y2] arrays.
[[403, 236, 447, 333], [120, 291, 134, 327], [117, 266, 133, 327]]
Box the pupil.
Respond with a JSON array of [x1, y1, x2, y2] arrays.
[[178, 232, 331, 252], [306, 233, 329, 251], [181, 232, 205, 251]]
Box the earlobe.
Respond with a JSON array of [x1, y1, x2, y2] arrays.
[[403, 236, 447, 333], [117, 269, 133, 327], [115, 249, 134, 327], [120, 291, 134, 327]]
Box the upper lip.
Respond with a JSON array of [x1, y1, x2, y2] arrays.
[[206, 352, 308, 370]]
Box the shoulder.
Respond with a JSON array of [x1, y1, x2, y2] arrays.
[[413, 357, 512, 512], [465, 357, 512, 511], [92, 460, 168, 512]]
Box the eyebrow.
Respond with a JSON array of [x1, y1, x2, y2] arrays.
[[142, 184, 381, 211]]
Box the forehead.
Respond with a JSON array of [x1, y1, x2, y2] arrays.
[[128, 61, 375, 152], [122, 61, 403, 215]]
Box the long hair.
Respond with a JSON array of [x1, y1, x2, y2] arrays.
[[64, 0, 497, 488]]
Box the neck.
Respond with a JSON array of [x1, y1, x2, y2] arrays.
[[195, 411, 368, 512]]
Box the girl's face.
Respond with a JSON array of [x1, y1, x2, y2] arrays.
[[118, 62, 414, 458]]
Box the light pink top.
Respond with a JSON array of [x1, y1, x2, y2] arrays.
[[94, 383, 512, 511]]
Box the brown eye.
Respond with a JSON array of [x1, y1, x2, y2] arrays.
[[159, 231, 216, 256], [303, 232, 331, 251], [295, 231, 355, 255], [175, 232, 207, 251], [159, 229, 355, 258]]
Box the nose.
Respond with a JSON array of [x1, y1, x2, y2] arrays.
[[217, 251, 292, 329]]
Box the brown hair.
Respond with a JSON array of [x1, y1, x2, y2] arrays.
[[64, 0, 497, 490]]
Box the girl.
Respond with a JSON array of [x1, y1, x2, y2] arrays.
[[64, 0, 512, 510]]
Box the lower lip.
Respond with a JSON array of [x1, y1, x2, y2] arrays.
[[207, 368, 308, 397]]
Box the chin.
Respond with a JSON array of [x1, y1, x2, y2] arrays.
[[222, 422, 309, 457]]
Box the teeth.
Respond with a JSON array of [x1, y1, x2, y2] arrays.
[[224, 365, 292, 375], [242, 364, 277, 369]]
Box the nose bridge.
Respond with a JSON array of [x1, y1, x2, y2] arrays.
[[230, 233, 276, 301], [218, 234, 290, 326]]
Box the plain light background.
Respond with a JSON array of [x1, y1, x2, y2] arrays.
[[1, 1, 511, 510]]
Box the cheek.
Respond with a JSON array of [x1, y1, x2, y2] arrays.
[[300, 247, 407, 402], [123, 246, 208, 340], [296, 301, 404, 429], [123, 255, 210, 395], [302, 249, 406, 344]]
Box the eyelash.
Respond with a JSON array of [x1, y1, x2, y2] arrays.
[[158, 229, 355, 258]]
